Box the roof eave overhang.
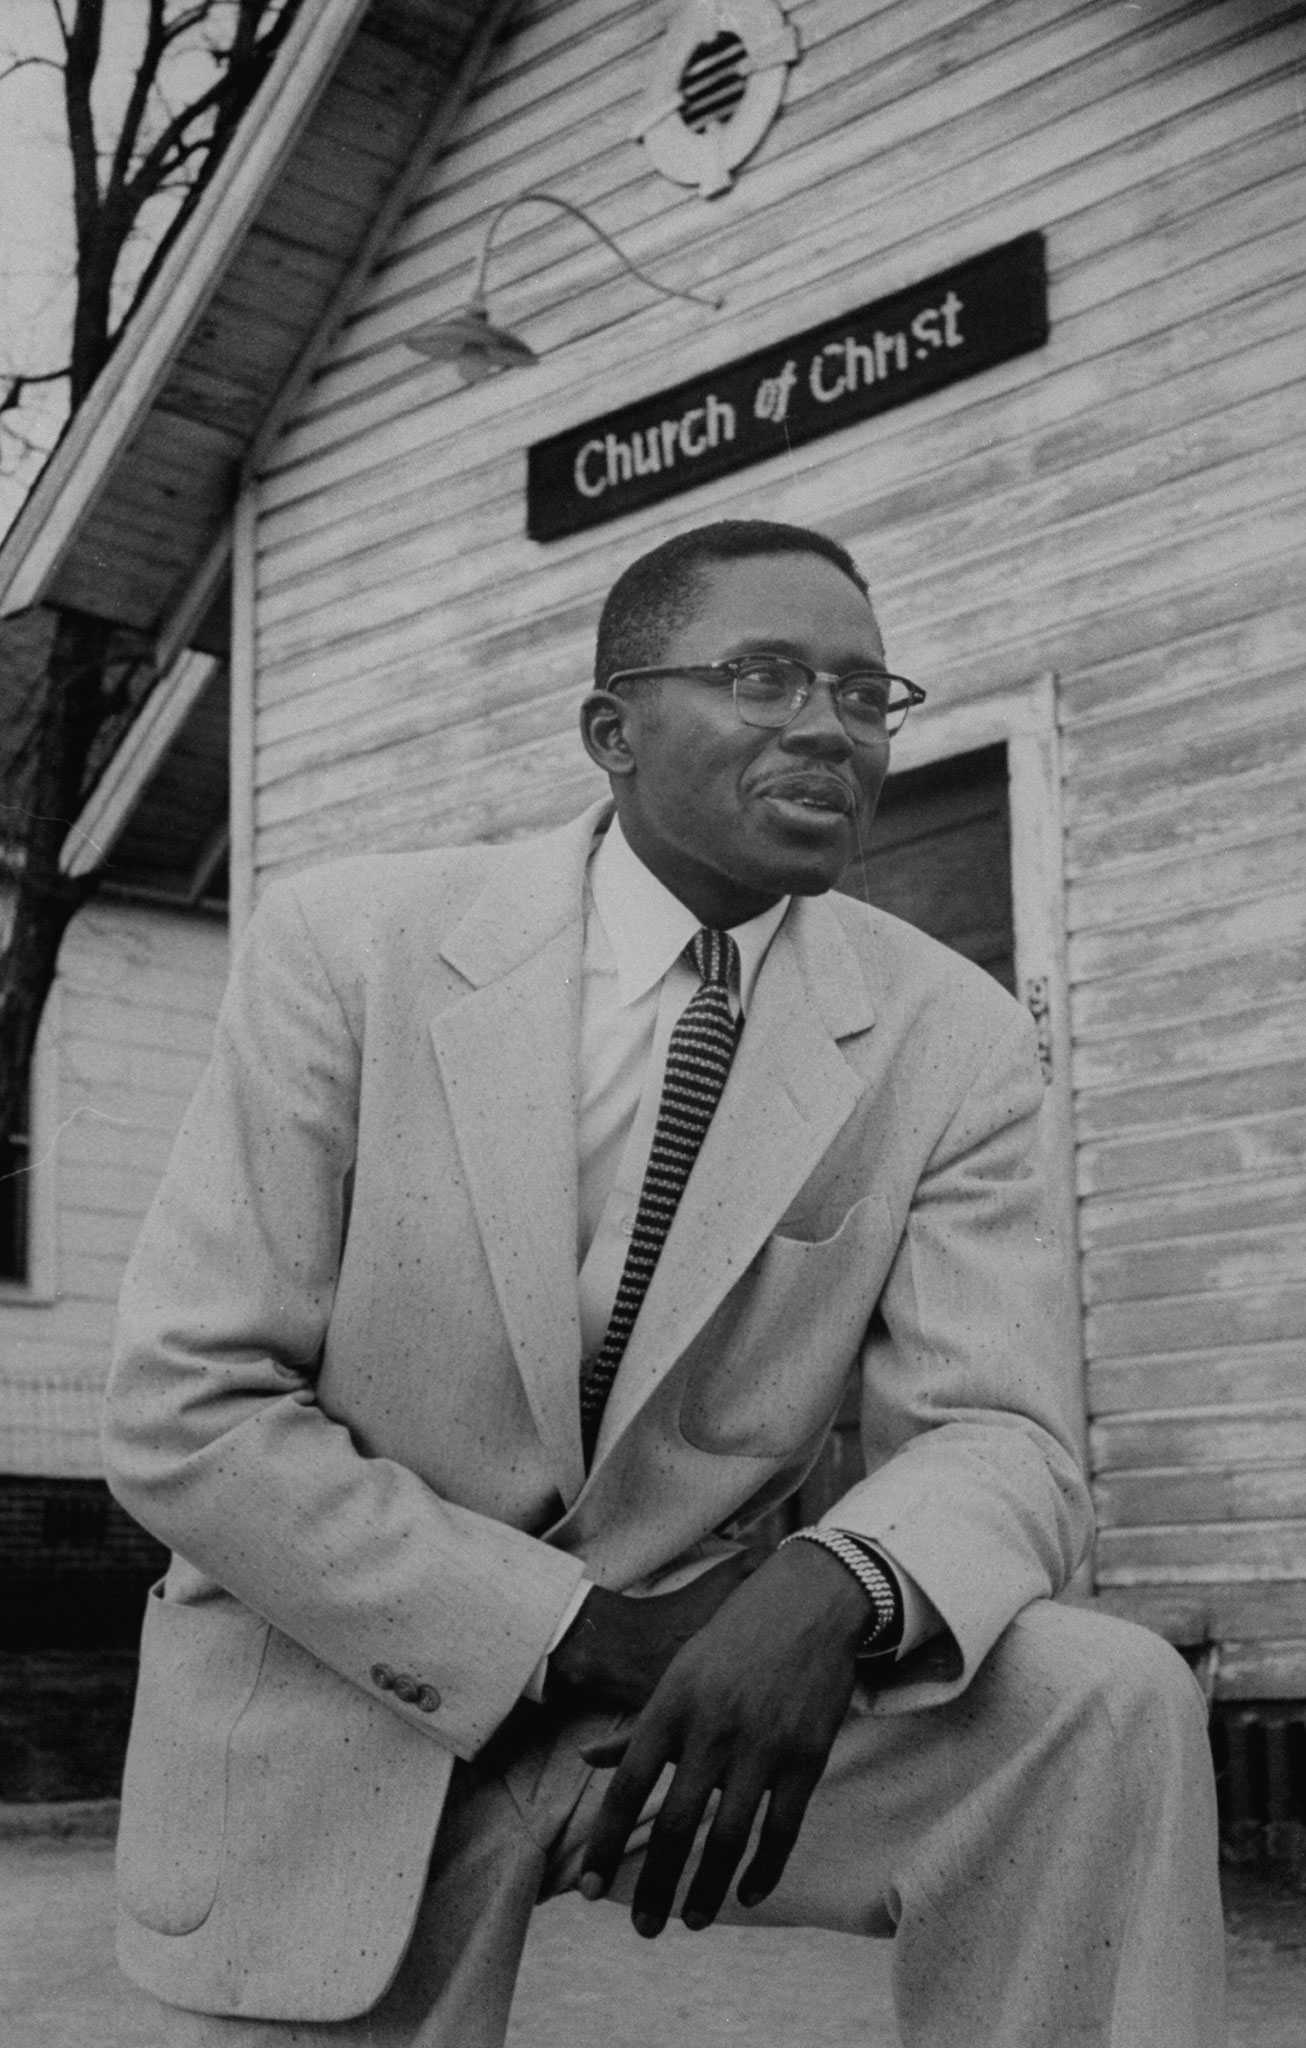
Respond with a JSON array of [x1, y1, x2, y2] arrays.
[[0, 0, 372, 622]]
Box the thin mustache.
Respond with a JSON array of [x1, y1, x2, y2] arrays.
[[754, 771, 857, 810]]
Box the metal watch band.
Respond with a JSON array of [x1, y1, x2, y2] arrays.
[[779, 1527, 900, 1655]]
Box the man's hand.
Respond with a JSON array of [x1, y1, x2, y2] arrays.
[[573, 1541, 869, 1938], [546, 1550, 758, 1714]]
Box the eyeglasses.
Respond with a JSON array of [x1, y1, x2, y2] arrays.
[[605, 654, 926, 741]]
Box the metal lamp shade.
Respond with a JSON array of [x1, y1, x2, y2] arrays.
[[403, 302, 538, 383]]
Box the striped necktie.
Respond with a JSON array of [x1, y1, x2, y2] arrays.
[[579, 927, 741, 1465]]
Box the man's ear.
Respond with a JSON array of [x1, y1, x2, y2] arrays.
[[580, 690, 637, 778]]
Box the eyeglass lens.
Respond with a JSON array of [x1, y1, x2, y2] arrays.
[[732, 658, 912, 736]]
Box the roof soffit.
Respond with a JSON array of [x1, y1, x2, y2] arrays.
[[0, 0, 502, 633], [0, 0, 513, 898]]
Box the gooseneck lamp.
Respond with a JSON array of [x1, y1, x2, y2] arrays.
[[402, 189, 722, 383]]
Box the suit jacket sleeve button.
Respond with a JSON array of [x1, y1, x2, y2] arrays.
[[392, 1674, 420, 1704], [415, 1684, 441, 1713], [370, 1663, 396, 1691]]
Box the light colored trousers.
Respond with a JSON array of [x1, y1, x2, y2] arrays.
[[158, 1602, 1226, 2048]]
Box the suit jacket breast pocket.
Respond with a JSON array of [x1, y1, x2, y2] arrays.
[[117, 1584, 269, 1935], [677, 1194, 898, 1457]]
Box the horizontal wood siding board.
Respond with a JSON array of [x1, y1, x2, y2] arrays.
[[1086, 1284, 1306, 1360], [1211, 1639, 1306, 1700], [1070, 883, 1306, 990], [1072, 692, 1306, 827], [1069, 999, 1306, 1091], [254, 677, 586, 828], [476, 0, 647, 84], [256, 761, 606, 873], [1084, 1224, 1306, 1308], [258, 556, 601, 718], [1090, 1340, 1306, 1418], [1096, 1521, 1306, 1584], [1063, 663, 1306, 807], [1070, 937, 1306, 1039], [1080, 1171, 1306, 1251], [1059, 591, 1306, 736], [1091, 1403, 1306, 1459], [1065, 752, 1306, 878], [883, 461, 1306, 674], [1068, 838, 1306, 965], [1079, 1112, 1306, 1201], [1094, 1579, 1306, 1660], [1074, 1059, 1306, 1146], [1095, 1466, 1306, 1530], [254, 719, 602, 852]]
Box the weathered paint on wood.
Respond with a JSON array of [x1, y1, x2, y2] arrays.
[[245, 1, 1306, 1681], [0, 905, 227, 1476]]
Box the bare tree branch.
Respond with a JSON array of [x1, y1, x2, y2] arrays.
[[45, 0, 73, 53], [0, 55, 62, 84], [161, 3, 220, 51], [116, 1, 299, 330], [104, 0, 166, 216], [1, 0, 308, 1158], [62, 2, 108, 402], [119, 56, 246, 213], [1, 368, 71, 417]]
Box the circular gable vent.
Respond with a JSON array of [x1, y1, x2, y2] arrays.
[[636, 1, 799, 200], [679, 30, 749, 132]]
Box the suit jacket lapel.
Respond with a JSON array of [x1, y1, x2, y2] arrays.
[[589, 895, 877, 1465], [429, 803, 609, 1505]]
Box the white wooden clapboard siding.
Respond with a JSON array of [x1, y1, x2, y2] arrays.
[[0, 904, 227, 1475], [246, 0, 1306, 1693], [263, 42, 1306, 521], [273, 11, 1304, 470], [249, 230, 1306, 736]]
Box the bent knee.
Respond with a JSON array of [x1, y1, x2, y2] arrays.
[[994, 1600, 1209, 1747]]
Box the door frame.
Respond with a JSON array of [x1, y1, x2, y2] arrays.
[[886, 675, 1085, 1455]]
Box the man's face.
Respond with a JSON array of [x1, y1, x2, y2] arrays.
[[596, 551, 892, 929]]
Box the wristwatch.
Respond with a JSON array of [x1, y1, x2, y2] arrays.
[[778, 1527, 904, 1657]]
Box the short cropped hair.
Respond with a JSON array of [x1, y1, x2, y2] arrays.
[[593, 520, 871, 687]]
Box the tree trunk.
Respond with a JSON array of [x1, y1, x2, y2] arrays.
[[0, 609, 112, 1147]]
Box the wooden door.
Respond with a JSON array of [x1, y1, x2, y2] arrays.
[[779, 742, 1016, 1531], [838, 740, 1014, 987]]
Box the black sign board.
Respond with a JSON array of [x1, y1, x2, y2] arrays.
[[527, 233, 1047, 542]]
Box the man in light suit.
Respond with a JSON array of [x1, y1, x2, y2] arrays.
[[105, 519, 1224, 2046]]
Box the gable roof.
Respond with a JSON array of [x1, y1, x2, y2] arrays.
[[0, 0, 516, 908]]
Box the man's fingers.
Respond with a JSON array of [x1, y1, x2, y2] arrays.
[[579, 1726, 671, 1900], [679, 1776, 768, 1930], [736, 1771, 818, 1908], [577, 1734, 628, 1769], [625, 1767, 718, 1938]]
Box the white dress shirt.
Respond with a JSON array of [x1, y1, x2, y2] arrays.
[[531, 817, 937, 1694], [576, 816, 790, 1357]]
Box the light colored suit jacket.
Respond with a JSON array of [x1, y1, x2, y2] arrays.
[[104, 799, 1090, 2021]]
